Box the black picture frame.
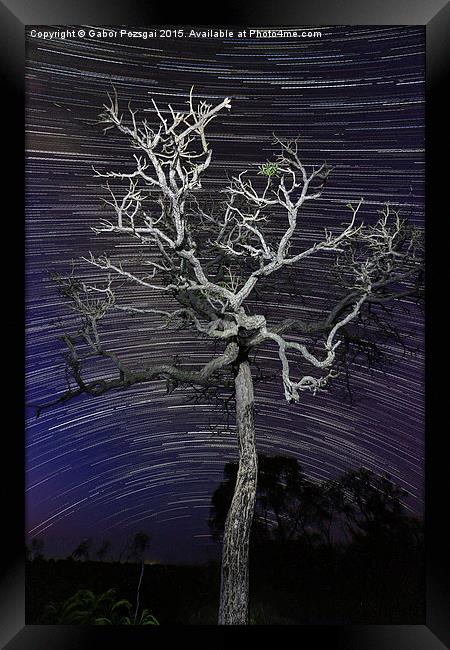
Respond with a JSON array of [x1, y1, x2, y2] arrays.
[[1, 1, 448, 647]]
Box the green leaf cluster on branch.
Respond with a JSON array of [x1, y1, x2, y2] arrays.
[[39, 90, 423, 413]]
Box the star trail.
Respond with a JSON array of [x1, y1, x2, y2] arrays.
[[25, 26, 424, 564]]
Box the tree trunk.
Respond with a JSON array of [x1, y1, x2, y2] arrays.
[[218, 360, 258, 625]]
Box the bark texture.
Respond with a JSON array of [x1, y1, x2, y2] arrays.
[[218, 360, 258, 625]]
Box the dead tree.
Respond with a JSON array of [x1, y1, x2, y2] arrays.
[[41, 90, 423, 625]]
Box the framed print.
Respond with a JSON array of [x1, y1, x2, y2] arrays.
[[1, 0, 448, 647]]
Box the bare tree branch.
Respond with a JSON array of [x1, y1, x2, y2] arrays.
[[43, 91, 423, 418]]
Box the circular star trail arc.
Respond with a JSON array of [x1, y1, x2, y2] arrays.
[[25, 26, 424, 564]]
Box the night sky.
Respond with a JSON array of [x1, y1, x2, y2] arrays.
[[25, 26, 425, 564]]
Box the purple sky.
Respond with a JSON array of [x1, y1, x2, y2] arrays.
[[25, 25, 424, 564]]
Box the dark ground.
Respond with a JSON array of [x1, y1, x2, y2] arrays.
[[26, 540, 424, 625]]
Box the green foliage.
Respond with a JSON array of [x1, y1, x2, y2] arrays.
[[257, 162, 279, 178], [27, 548, 423, 625], [43, 588, 159, 625]]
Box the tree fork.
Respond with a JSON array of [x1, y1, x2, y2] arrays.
[[43, 91, 424, 626], [218, 358, 258, 625]]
